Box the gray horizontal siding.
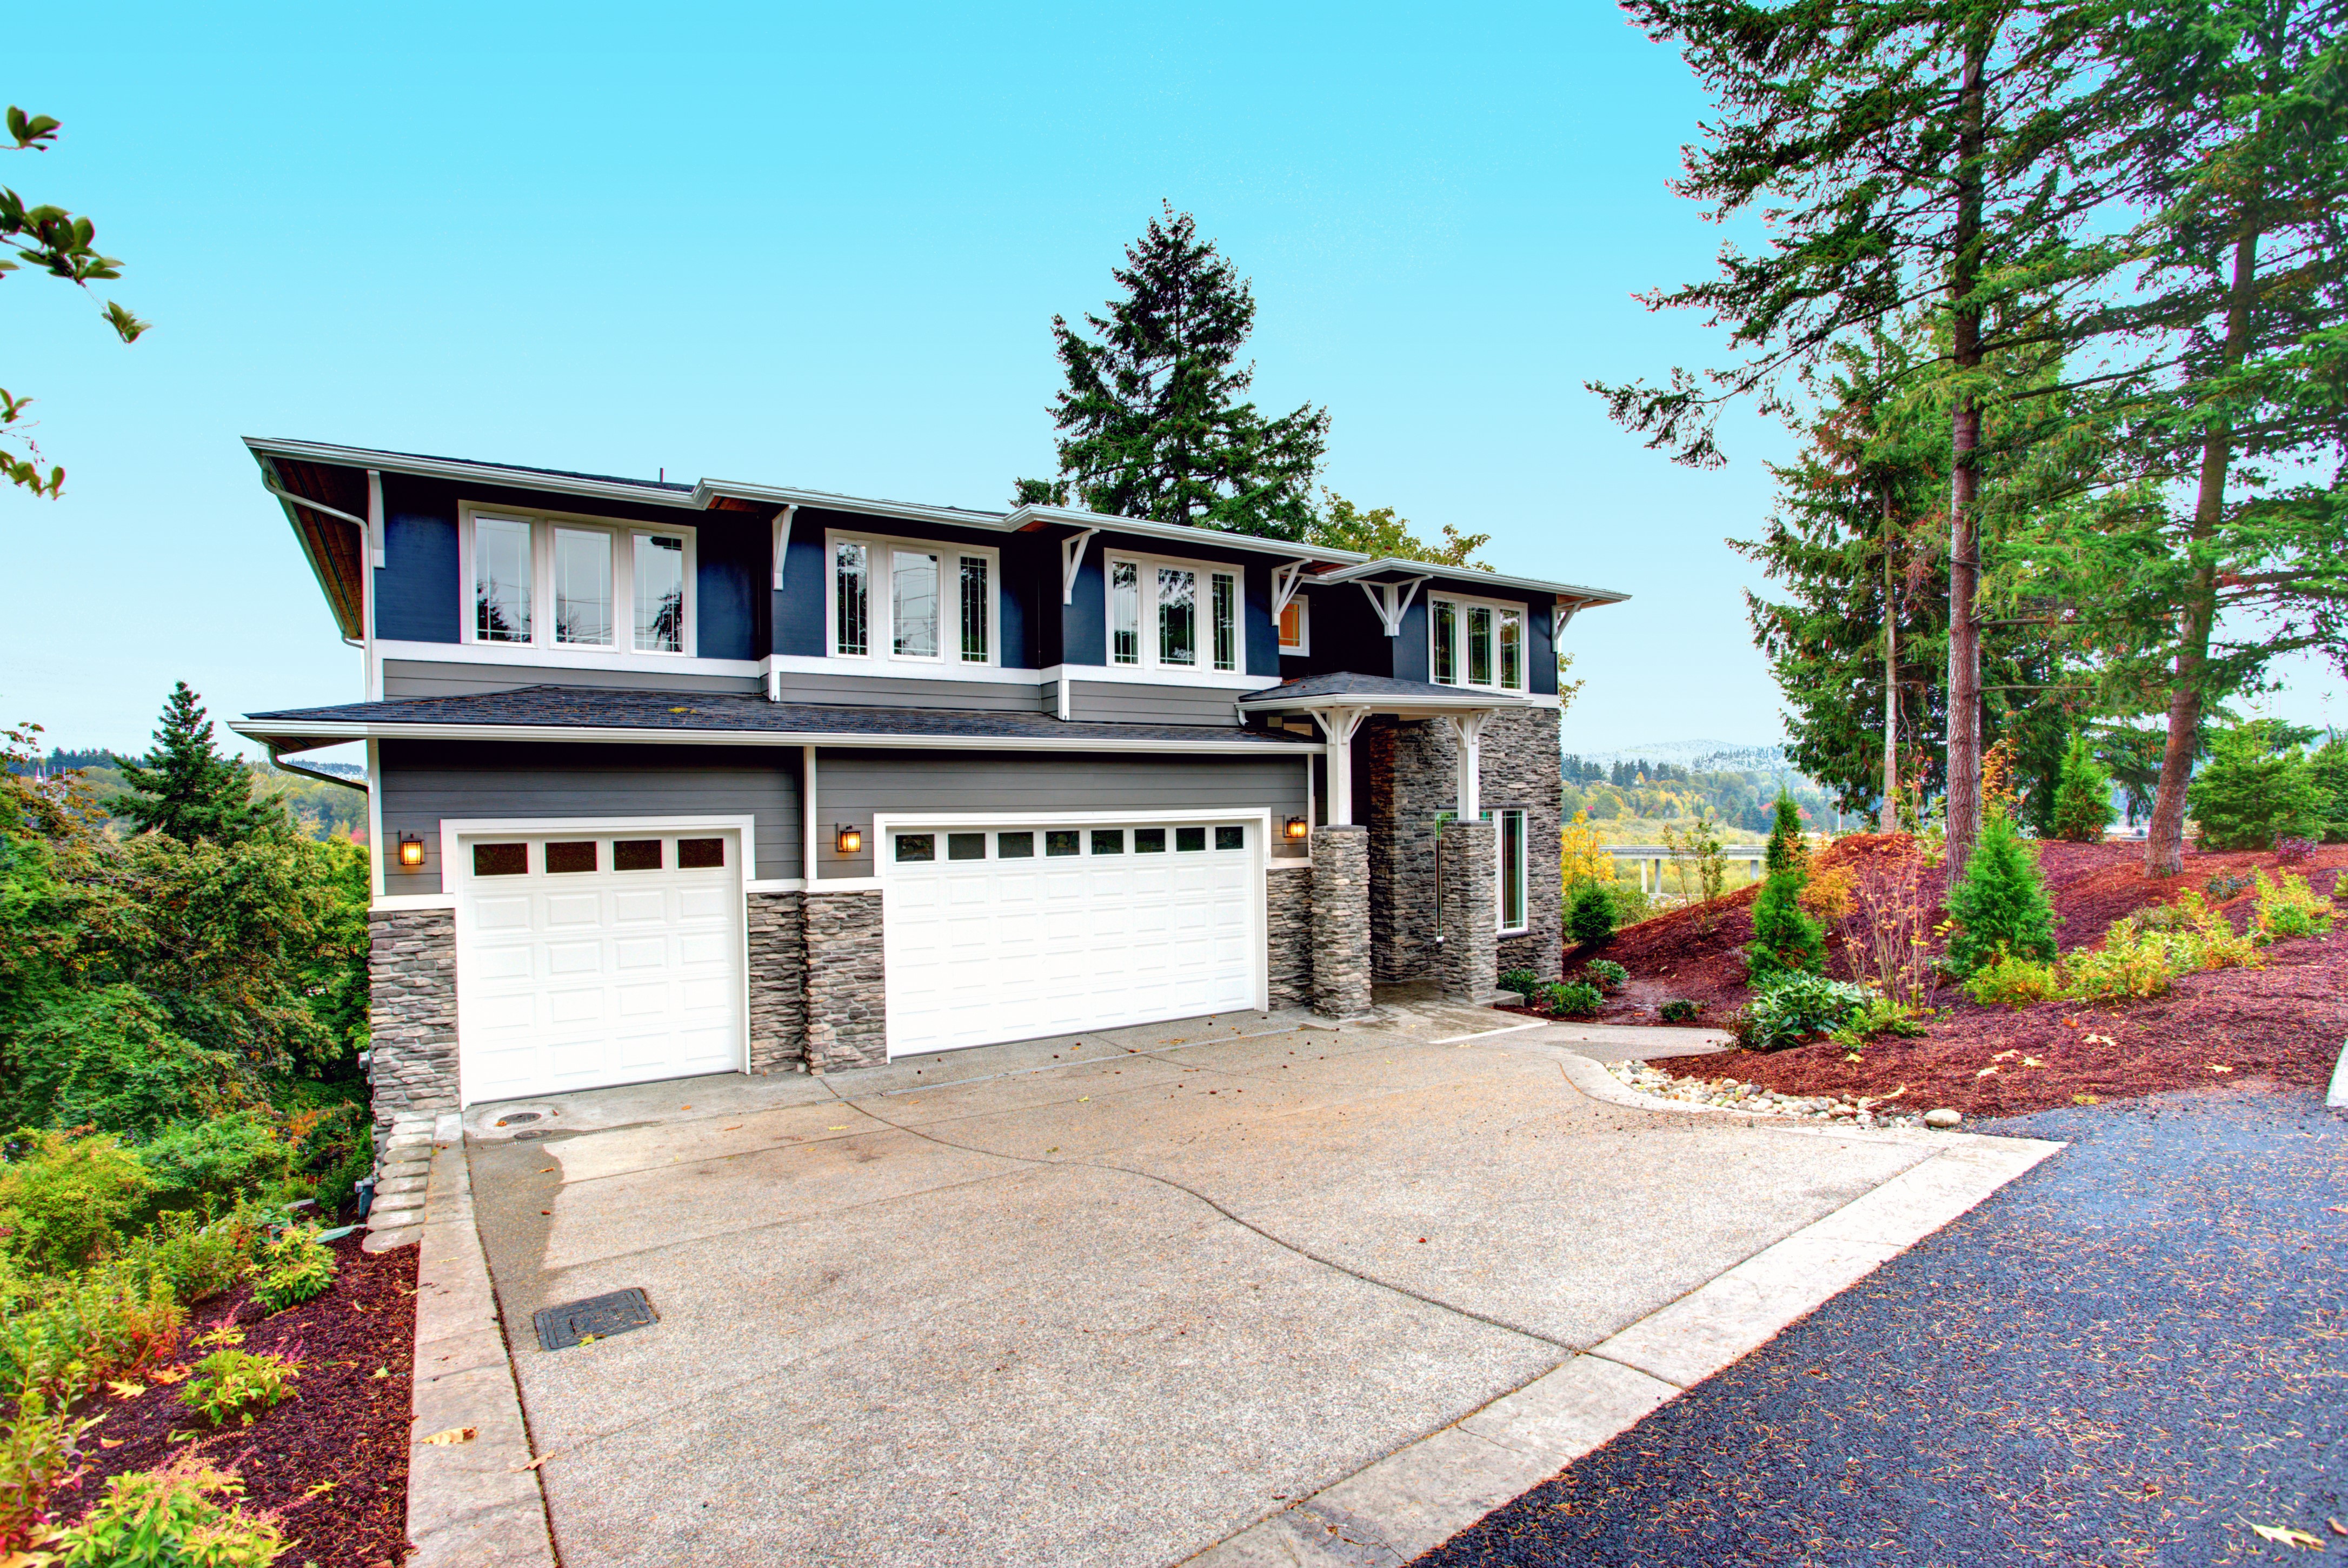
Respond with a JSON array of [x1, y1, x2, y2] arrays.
[[383, 660, 761, 699], [378, 740, 801, 893], [1068, 681, 1245, 727], [771, 669, 1043, 713], [809, 748, 1309, 878]]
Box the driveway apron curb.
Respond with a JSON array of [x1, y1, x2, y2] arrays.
[[1182, 1049, 2065, 1567], [405, 1114, 561, 1567]]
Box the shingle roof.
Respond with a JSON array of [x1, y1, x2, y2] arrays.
[[238, 685, 1315, 750]]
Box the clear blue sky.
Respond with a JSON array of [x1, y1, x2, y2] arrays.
[[6, 1, 2337, 761]]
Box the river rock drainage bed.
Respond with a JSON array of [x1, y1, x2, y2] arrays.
[[1607, 1061, 1951, 1130]]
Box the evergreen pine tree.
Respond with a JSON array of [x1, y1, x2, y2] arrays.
[[1014, 204, 1330, 541], [117, 682, 278, 844], [2310, 736, 2348, 845], [1944, 812, 2058, 976], [2049, 736, 2116, 844], [1746, 789, 1826, 983], [2185, 720, 2327, 851]]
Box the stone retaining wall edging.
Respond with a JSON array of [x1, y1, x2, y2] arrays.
[[404, 1122, 558, 1567]]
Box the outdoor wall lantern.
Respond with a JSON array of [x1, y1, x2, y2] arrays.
[[397, 834, 425, 868], [1285, 816, 1310, 841], [835, 825, 863, 855]]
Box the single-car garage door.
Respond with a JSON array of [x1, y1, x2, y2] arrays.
[[882, 816, 1265, 1057], [455, 827, 746, 1104]]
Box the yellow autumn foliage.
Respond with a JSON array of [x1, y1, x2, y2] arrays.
[[1560, 808, 1612, 889]]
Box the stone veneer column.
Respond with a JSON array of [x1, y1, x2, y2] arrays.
[[367, 908, 460, 1131], [746, 891, 809, 1072], [1436, 819, 1498, 1001], [802, 888, 888, 1072], [1309, 825, 1372, 1018], [1265, 860, 1315, 1008], [1486, 706, 1565, 982]]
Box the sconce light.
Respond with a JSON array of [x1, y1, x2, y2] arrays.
[[1285, 816, 1310, 841], [397, 833, 425, 868], [835, 824, 863, 855]]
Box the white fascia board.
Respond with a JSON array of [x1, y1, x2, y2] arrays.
[[1009, 504, 1371, 566], [1238, 689, 1561, 714], [1044, 663, 1281, 693], [1314, 557, 1631, 604], [228, 718, 1323, 755], [244, 438, 701, 511], [382, 640, 763, 679], [695, 480, 1010, 531]]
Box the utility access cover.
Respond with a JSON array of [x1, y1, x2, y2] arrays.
[[534, 1288, 658, 1352]]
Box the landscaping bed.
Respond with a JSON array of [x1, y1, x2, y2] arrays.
[[49, 1231, 418, 1568], [1564, 838, 2347, 1117]]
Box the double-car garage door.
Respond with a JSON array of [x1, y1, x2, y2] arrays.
[[452, 813, 1265, 1104]]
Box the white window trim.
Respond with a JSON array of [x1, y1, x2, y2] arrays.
[[1428, 592, 1527, 694], [1496, 806, 1529, 935], [1105, 549, 1244, 676], [826, 528, 1000, 670], [1278, 591, 1311, 655], [457, 502, 697, 658]]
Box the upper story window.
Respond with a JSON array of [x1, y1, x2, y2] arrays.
[[1277, 594, 1309, 654], [1107, 552, 1240, 674], [1428, 593, 1525, 693], [830, 531, 997, 667], [463, 508, 694, 655]]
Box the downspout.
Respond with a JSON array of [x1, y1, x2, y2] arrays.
[[269, 745, 369, 793]]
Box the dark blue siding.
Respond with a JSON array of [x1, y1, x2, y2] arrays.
[[1062, 539, 1106, 666], [695, 519, 761, 660], [1392, 596, 1431, 683], [1243, 561, 1280, 676], [775, 530, 828, 656], [376, 478, 460, 643], [1529, 599, 1558, 695]]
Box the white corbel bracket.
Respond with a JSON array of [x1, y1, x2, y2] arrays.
[[1310, 705, 1373, 826], [1358, 575, 1431, 637], [1271, 559, 1312, 619], [1061, 527, 1099, 605], [1442, 709, 1495, 819], [771, 503, 799, 590], [1554, 597, 1580, 643]]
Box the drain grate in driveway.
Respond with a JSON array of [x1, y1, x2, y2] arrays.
[[534, 1288, 658, 1351]]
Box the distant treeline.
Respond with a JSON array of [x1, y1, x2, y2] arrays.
[[1560, 753, 1843, 836], [17, 750, 367, 843]]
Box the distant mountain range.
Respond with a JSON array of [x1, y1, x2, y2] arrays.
[[1565, 740, 1792, 774]]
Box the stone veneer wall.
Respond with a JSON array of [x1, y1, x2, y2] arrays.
[[746, 891, 809, 1073], [1309, 825, 1372, 1017], [368, 908, 460, 1131], [802, 888, 888, 1073], [1365, 707, 1566, 986], [1266, 862, 1314, 1008], [1435, 820, 1498, 1000]]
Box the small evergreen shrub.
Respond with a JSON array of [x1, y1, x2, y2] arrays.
[[2311, 736, 2348, 843], [178, 1348, 297, 1428], [2188, 720, 2327, 850], [1732, 972, 1873, 1051], [37, 1455, 286, 1566], [1944, 813, 2058, 978], [1544, 980, 1603, 1018], [2049, 735, 2116, 843], [251, 1230, 335, 1314], [2205, 869, 2254, 901], [1745, 790, 1826, 982], [2253, 869, 2337, 941], [1584, 959, 1629, 994], [1498, 968, 1540, 1001], [1566, 881, 1618, 946], [1659, 999, 1701, 1024]]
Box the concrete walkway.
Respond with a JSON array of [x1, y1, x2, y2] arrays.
[[460, 1005, 2043, 1567]]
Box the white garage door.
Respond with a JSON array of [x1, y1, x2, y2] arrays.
[[882, 817, 1264, 1057], [455, 827, 746, 1104]]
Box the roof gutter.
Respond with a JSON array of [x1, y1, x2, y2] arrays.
[[268, 745, 368, 794], [231, 719, 1323, 757]]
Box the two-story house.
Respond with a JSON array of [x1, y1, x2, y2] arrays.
[[230, 439, 1626, 1127]]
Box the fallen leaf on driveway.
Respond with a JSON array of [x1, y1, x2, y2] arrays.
[[2330, 1518, 2347, 1537], [828, 1126, 847, 1131], [723, 1125, 742, 1131], [2249, 1523, 2322, 1549], [511, 1454, 553, 1472], [420, 1427, 476, 1446]]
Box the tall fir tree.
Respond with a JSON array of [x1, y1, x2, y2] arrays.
[[1594, 1, 2136, 877], [1015, 204, 1331, 541], [117, 682, 279, 844]]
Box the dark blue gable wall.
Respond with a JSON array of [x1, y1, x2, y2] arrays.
[[695, 520, 761, 660], [772, 507, 1039, 667], [1063, 540, 1106, 666], [1529, 601, 1558, 695], [1242, 562, 1279, 676], [377, 477, 460, 643]]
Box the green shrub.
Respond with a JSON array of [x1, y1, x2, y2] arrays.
[[1732, 972, 1873, 1051], [37, 1454, 286, 1566], [1498, 968, 1540, 1001], [2311, 736, 2348, 843], [137, 1114, 292, 1213], [1745, 790, 1826, 982], [2058, 923, 2180, 1001], [2253, 868, 2337, 940], [137, 1207, 267, 1305], [178, 1348, 298, 1428], [1826, 993, 1929, 1049], [1961, 953, 2061, 1006], [1944, 813, 2058, 978], [2188, 720, 2327, 850], [250, 1230, 335, 1314], [0, 1263, 183, 1407], [1566, 881, 1618, 946], [0, 1131, 155, 1275], [1584, 959, 1629, 994], [2205, 869, 2253, 901], [0, 988, 243, 1141], [0, 1391, 91, 1552], [1659, 999, 1701, 1024], [2050, 736, 2116, 843], [1609, 885, 1656, 926], [1543, 980, 1603, 1018]]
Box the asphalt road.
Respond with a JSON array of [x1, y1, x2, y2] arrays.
[[1415, 1088, 2348, 1567]]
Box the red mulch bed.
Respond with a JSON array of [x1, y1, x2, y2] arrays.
[[1558, 838, 2348, 1117], [51, 1232, 418, 1568]]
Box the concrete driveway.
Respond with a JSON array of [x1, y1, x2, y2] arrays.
[[461, 1005, 2043, 1567]]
